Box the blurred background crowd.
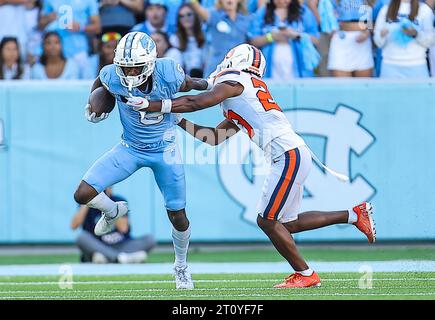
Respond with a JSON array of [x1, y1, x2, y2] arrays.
[[0, 0, 434, 81]]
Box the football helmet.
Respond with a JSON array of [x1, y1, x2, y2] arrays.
[[113, 32, 157, 89], [215, 44, 266, 78]]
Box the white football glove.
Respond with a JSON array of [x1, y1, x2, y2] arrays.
[[173, 113, 183, 125], [85, 104, 109, 123], [126, 94, 149, 111]]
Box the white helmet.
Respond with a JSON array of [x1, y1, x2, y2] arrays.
[[217, 44, 266, 78], [113, 32, 157, 89]]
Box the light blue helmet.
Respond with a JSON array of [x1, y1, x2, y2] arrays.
[[113, 32, 157, 89]]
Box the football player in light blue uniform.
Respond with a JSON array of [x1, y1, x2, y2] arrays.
[[73, 32, 211, 289]]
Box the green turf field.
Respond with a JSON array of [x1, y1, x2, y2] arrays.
[[0, 272, 434, 300], [0, 246, 434, 300], [1, 246, 434, 265]]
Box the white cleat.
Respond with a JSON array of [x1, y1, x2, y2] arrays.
[[117, 251, 148, 264], [94, 201, 128, 236], [174, 264, 194, 290]]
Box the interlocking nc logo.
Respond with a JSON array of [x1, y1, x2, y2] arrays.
[[218, 104, 376, 225]]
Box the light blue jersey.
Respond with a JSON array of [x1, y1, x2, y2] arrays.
[[99, 58, 185, 152], [83, 57, 187, 211]]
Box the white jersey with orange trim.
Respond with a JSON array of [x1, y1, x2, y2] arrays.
[[214, 69, 306, 161]]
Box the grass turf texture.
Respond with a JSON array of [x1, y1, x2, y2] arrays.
[[1, 246, 435, 265], [0, 272, 434, 300], [0, 247, 434, 300]]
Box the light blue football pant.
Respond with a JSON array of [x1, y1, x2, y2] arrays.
[[83, 142, 186, 211]]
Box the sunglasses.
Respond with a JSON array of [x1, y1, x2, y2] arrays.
[[101, 32, 121, 43], [179, 12, 194, 19]]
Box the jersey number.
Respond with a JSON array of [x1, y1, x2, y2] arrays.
[[251, 78, 282, 112], [226, 110, 254, 138]]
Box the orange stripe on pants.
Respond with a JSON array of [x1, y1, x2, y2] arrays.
[[266, 150, 297, 220]]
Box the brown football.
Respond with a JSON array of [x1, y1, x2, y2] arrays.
[[89, 86, 116, 117]]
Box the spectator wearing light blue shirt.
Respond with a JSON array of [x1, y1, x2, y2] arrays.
[[99, 0, 144, 36], [250, 0, 320, 79], [427, 0, 435, 77], [201, 0, 267, 13], [189, 0, 252, 77], [159, 0, 184, 30], [38, 0, 101, 78], [131, 0, 176, 35], [327, 0, 374, 77], [31, 31, 80, 79]]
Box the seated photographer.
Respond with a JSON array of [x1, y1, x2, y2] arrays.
[[71, 186, 156, 263]]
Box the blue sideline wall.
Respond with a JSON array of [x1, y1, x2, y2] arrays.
[[0, 80, 434, 243]]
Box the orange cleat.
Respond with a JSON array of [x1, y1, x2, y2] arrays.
[[353, 202, 376, 243], [274, 272, 321, 288]]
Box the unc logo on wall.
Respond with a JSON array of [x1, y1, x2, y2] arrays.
[[217, 104, 376, 225]]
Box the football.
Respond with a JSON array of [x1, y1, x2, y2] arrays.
[[89, 86, 116, 117]]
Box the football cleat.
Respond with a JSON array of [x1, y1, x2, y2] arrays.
[[94, 201, 128, 236], [274, 272, 321, 288], [352, 202, 376, 243], [174, 264, 194, 290]]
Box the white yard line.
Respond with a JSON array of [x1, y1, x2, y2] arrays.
[[1, 292, 435, 300], [1, 286, 434, 294], [0, 260, 434, 276], [0, 278, 434, 286]]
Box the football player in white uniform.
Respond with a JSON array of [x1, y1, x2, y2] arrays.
[[138, 44, 376, 288]]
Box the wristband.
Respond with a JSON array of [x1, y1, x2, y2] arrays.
[[266, 32, 274, 43], [206, 78, 213, 90], [161, 99, 172, 113]]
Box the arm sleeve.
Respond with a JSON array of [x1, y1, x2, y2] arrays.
[[415, 5, 435, 48], [248, 7, 266, 38], [303, 6, 320, 38], [373, 6, 388, 48]]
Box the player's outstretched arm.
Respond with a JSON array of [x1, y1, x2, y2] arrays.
[[146, 81, 244, 113], [178, 75, 211, 92], [178, 118, 240, 146]]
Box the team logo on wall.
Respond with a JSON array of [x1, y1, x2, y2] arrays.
[[217, 104, 376, 225]]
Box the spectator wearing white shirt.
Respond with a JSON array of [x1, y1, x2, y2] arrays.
[[374, 0, 435, 78], [0, 0, 28, 59], [24, 0, 42, 66], [31, 31, 80, 79], [0, 37, 30, 80], [170, 3, 205, 77]]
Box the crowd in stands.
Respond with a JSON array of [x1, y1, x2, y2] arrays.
[[0, 0, 434, 80]]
